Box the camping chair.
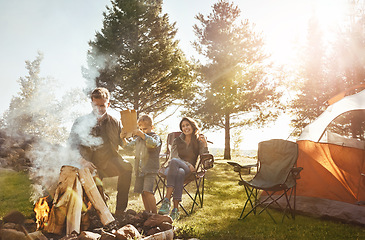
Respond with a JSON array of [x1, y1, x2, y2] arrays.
[[154, 132, 214, 215], [228, 139, 302, 223]]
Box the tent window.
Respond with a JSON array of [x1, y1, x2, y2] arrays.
[[324, 109, 365, 141]]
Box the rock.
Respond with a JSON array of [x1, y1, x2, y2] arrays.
[[144, 214, 173, 227], [2, 222, 17, 229], [146, 227, 160, 236], [100, 231, 117, 240], [28, 230, 48, 240], [142, 229, 174, 240], [158, 222, 173, 231], [78, 231, 101, 240], [115, 224, 141, 240], [0, 228, 26, 240], [3, 210, 26, 224], [60, 232, 78, 239], [125, 209, 137, 216]]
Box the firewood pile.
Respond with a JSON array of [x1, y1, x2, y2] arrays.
[[0, 209, 175, 240], [0, 165, 176, 240]]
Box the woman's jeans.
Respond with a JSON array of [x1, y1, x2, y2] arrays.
[[165, 158, 191, 201]]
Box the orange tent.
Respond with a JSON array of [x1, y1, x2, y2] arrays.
[[295, 89, 365, 224]]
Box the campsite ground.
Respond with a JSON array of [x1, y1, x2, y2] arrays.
[[1, 156, 365, 239]]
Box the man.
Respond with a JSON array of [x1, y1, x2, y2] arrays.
[[69, 87, 132, 215]]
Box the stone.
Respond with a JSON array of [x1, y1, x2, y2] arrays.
[[0, 228, 26, 240], [115, 224, 141, 240], [78, 231, 101, 240], [28, 230, 48, 240], [144, 214, 173, 227], [100, 231, 117, 240], [158, 222, 173, 231]]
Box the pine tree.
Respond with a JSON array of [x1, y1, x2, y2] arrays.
[[3, 52, 67, 143], [83, 0, 195, 116], [289, 15, 329, 134], [187, 0, 281, 159], [290, 1, 365, 136]]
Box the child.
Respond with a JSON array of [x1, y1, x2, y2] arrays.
[[122, 115, 161, 213]]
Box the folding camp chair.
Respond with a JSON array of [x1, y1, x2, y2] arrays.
[[154, 132, 214, 215], [228, 139, 302, 223]]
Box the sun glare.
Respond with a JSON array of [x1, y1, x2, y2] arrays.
[[314, 0, 349, 40], [256, 0, 350, 65]]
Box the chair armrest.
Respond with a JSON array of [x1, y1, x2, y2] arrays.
[[227, 161, 257, 173], [200, 153, 214, 170], [291, 167, 303, 179]]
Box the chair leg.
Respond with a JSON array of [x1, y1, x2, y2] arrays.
[[281, 187, 296, 222], [189, 177, 204, 214], [239, 186, 257, 219], [155, 176, 167, 205], [201, 176, 205, 207]]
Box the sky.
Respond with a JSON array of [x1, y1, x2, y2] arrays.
[[0, 0, 350, 150]]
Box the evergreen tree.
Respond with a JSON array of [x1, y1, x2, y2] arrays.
[[187, 0, 281, 159], [327, 0, 365, 139], [83, 0, 195, 116], [289, 15, 329, 134], [290, 1, 365, 136], [330, 0, 365, 89], [3, 52, 67, 143]]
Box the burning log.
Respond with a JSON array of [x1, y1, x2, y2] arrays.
[[66, 173, 83, 235], [44, 166, 115, 236], [34, 196, 50, 230], [28, 165, 175, 239], [45, 166, 78, 235], [78, 168, 115, 226]]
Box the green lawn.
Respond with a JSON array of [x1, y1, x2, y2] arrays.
[[1, 158, 365, 239], [171, 159, 365, 240], [0, 168, 34, 218]]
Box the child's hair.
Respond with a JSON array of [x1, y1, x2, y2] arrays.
[[179, 117, 201, 136], [138, 115, 153, 126], [91, 87, 110, 101]]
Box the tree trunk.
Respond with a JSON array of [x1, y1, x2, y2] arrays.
[[224, 113, 231, 160]]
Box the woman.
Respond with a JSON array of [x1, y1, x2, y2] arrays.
[[158, 117, 209, 220]]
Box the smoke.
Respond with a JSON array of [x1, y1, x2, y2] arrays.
[[28, 141, 82, 203], [2, 84, 106, 202], [26, 93, 107, 203], [82, 50, 119, 95], [2, 52, 120, 202]]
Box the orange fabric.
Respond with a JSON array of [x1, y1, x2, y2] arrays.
[[326, 83, 365, 105], [296, 140, 365, 204]]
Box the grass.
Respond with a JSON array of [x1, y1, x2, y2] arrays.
[[1, 157, 365, 239], [0, 168, 34, 219], [171, 159, 365, 240]]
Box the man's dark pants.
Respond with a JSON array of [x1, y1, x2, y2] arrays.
[[97, 157, 132, 213]]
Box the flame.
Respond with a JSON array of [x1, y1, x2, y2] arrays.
[[34, 196, 50, 230]]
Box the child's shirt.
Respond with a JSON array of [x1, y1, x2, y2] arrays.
[[124, 132, 161, 176]]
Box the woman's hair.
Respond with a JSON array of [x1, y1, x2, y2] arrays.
[[179, 117, 201, 137]]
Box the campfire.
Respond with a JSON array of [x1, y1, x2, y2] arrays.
[[34, 196, 50, 230], [0, 165, 175, 240]]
